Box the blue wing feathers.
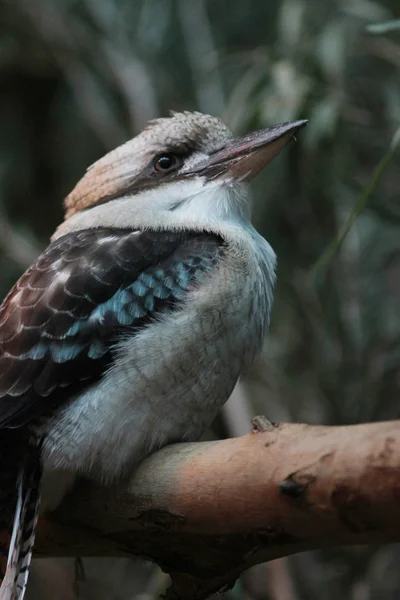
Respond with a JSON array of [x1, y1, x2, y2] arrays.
[[0, 228, 224, 427]]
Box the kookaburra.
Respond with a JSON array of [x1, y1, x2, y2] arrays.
[[0, 111, 306, 599]]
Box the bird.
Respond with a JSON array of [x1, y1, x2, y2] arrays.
[[0, 110, 307, 599]]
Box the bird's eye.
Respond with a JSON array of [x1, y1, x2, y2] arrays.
[[153, 154, 182, 173]]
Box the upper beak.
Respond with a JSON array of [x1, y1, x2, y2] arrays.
[[193, 119, 308, 181]]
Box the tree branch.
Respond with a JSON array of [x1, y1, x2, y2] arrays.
[[36, 420, 400, 600]]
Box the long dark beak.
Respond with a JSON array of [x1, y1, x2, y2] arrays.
[[194, 119, 308, 181]]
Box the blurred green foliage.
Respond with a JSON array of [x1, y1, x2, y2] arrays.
[[1, 0, 400, 598]]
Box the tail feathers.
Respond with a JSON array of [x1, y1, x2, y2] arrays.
[[0, 438, 42, 600]]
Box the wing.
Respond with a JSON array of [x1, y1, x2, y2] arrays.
[[0, 228, 224, 428]]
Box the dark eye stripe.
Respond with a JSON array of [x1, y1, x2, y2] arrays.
[[79, 151, 189, 212]]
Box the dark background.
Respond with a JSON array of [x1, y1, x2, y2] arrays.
[[1, 0, 400, 598]]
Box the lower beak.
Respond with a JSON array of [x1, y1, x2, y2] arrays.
[[195, 119, 308, 181]]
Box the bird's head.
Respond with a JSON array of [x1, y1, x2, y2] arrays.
[[55, 111, 307, 237]]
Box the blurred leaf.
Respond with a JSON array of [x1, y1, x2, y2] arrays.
[[367, 19, 400, 34], [278, 0, 306, 49], [305, 95, 341, 147], [343, 0, 390, 21], [316, 20, 347, 81], [261, 60, 311, 123]]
